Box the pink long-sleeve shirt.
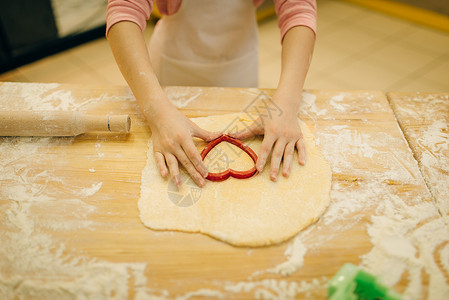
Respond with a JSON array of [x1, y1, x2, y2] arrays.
[[106, 0, 317, 41]]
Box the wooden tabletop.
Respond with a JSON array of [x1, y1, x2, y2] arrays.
[[1, 82, 448, 299], [387, 92, 449, 222]]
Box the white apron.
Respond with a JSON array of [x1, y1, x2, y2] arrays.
[[149, 0, 259, 87]]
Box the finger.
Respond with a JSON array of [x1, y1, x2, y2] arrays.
[[270, 139, 287, 181], [173, 147, 205, 187], [191, 122, 222, 142], [282, 142, 296, 177], [229, 119, 263, 140], [181, 139, 208, 178], [256, 134, 276, 172], [296, 137, 306, 166], [154, 151, 168, 177], [165, 153, 181, 186]]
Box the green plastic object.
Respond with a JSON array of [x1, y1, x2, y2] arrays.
[[328, 264, 403, 300]]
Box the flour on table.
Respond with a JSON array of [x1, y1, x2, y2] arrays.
[[415, 119, 449, 218], [223, 277, 327, 299], [250, 237, 307, 278], [79, 182, 103, 197], [390, 94, 449, 220], [300, 92, 327, 118], [164, 86, 202, 108], [0, 84, 152, 299], [361, 195, 449, 299], [0, 136, 154, 299], [0, 82, 136, 111], [329, 94, 348, 111], [139, 113, 332, 247]]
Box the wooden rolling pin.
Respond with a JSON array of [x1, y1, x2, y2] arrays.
[[0, 111, 131, 136]]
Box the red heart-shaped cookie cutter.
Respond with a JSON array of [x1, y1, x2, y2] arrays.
[[201, 134, 258, 182]]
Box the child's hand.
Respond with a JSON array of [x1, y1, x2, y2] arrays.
[[230, 92, 305, 181], [149, 105, 221, 187]]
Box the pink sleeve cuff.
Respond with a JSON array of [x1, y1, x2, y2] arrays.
[[274, 0, 317, 42], [106, 0, 154, 37]]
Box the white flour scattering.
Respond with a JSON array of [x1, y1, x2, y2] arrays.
[[248, 92, 449, 299], [79, 182, 103, 197], [2, 84, 448, 299], [164, 86, 202, 108], [361, 195, 449, 299], [300, 92, 327, 118], [0, 82, 60, 110], [0, 83, 155, 299], [267, 238, 308, 277], [329, 94, 348, 111], [391, 94, 449, 220], [414, 119, 449, 218], [167, 277, 327, 300], [250, 238, 308, 278], [223, 277, 327, 299], [238, 87, 263, 97], [175, 289, 224, 300], [0, 82, 83, 111], [0, 82, 136, 111], [0, 137, 152, 299]]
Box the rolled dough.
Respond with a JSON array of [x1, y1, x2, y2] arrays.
[[138, 113, 331, 247]]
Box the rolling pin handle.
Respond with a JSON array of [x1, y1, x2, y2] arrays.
[[83, 114, 131, 134], [108, 115, 131, 133]]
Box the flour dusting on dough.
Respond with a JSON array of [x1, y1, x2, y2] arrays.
[[138, 113, 332, 247]]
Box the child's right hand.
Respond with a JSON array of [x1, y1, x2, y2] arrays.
[[148, 103, 221, 188]]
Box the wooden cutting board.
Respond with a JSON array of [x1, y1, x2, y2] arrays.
[[0, 82, 447, 299], [388, 92, 449, 221]]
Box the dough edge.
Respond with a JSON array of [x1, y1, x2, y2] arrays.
[[138, 113, 332, 247]]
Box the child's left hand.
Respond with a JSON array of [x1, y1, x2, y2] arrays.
[[230, 91, 306, 181]]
